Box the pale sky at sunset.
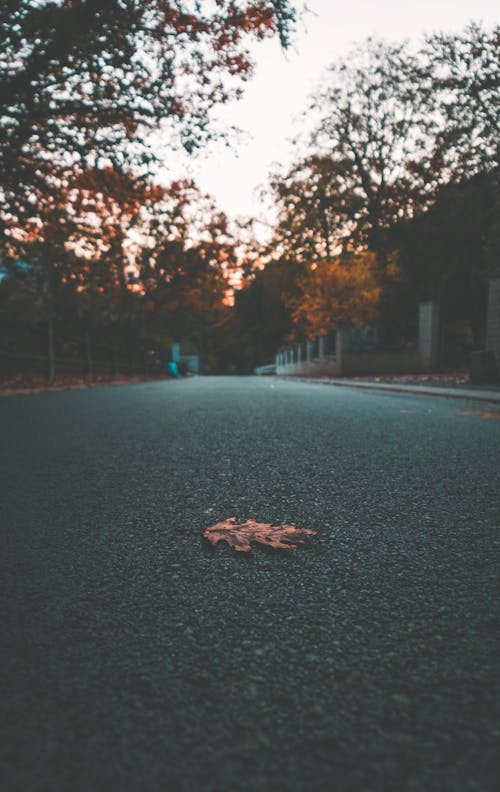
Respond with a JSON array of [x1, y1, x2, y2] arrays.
[[158, 1, 499, 226]]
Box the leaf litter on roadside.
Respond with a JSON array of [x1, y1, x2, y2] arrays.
[[203, 518, 317, 554], [456, 410, 500, 420]]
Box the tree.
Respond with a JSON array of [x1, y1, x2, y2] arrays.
[[139, 202, 238, 371], [306, 25, 499, 263], [416, 23, 499, 184], [310, 39, 426, 262], [0, 0, 297, 246], [389, 170, 499, 346], [220, 257, 304, 372], [288, 253, 382, 339], [0, 1, 297, 379], [267, 155, 363, 263], [4, 165, 159, 377], [4, 164, 222, 378], [265, 24, 499, 350]]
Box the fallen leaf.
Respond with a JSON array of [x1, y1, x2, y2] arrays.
[[457, 410, 500, 420], [203, 518, 317, 553]]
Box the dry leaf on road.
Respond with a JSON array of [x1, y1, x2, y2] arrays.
[[457, 410, 500, 420], [203, 518, 317, 553]]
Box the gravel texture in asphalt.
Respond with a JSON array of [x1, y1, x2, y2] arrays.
[[2, 376, 499, 791]]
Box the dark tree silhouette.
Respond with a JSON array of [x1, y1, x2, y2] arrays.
[[0, 0, 296, 243]]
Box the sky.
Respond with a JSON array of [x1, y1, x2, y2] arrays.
[[158, 0, 499, 227]]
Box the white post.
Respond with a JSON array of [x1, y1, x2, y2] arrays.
[[419, 301, 440, 372], [336, 329, 344, 376]]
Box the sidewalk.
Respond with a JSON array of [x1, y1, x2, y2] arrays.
[[286, 373, 500, 405]]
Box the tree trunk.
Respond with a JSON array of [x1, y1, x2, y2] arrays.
[[322, 208, 332, 262], [47, 317, 55, 382], [85, 329, 93, 380]]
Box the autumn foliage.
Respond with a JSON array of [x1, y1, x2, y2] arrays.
[[1, 14, 498, 378], [289, 253, 382, 339]]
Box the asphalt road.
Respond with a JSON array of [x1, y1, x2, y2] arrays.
[[2, 377, 499, 792]]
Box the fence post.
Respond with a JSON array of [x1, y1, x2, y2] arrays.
[[85, 330, 93, 380], [486, 272, 500, 372], [419, 301, 440, 372], [335, 329, 344, 376], [318, 336, 326, 359]]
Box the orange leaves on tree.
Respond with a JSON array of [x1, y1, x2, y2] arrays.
[[231, 7, 276, 36], [290, 252, 383, 339], [203, 518, 317, 553]]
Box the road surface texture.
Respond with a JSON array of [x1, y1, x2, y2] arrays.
[[2, 377, 499, 792]]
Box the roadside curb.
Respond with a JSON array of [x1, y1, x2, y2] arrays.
[[282, 377, 500, 405]]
